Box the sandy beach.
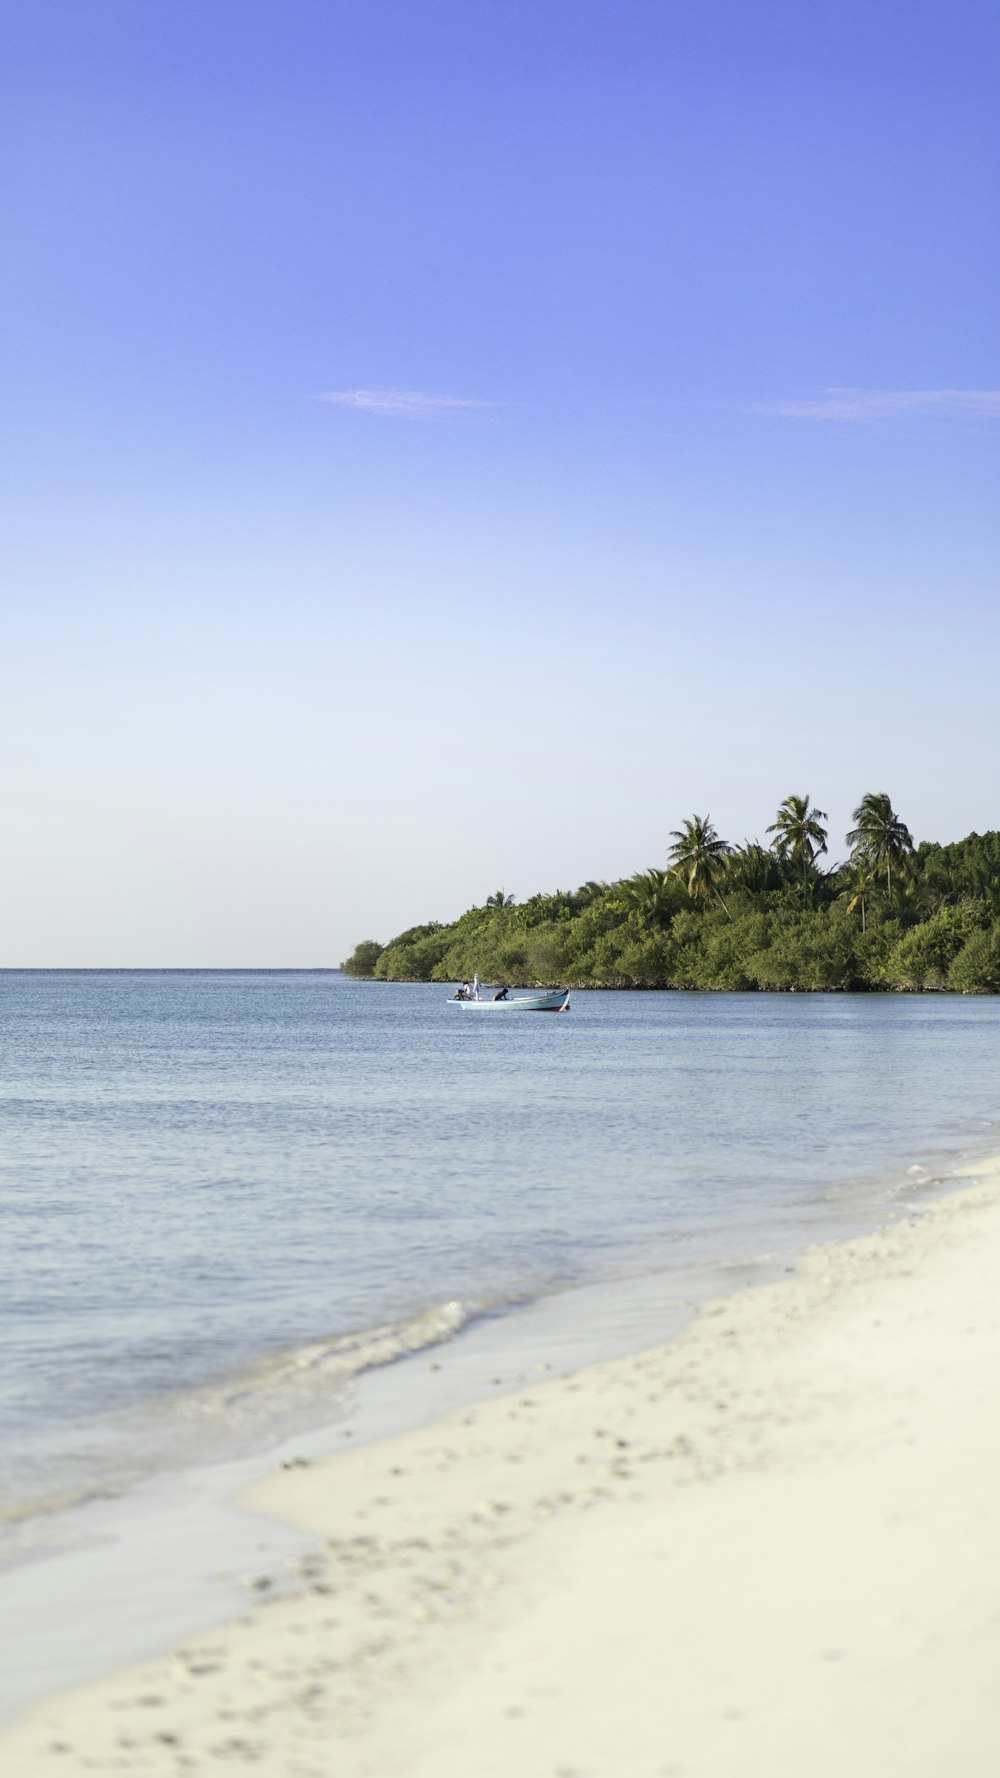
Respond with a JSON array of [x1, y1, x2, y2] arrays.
[[6, 1158, 1000, 1776]]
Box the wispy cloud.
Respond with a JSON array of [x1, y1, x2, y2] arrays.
[[320, 387, 492, 418], [755, 388, 1000, 422]]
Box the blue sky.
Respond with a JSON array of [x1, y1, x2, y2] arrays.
[[3, 2, 998, 964]]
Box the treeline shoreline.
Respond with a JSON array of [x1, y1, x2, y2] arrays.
[[342, 796, 1000, 995]]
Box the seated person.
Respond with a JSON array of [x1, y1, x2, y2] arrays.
[[492, 986, 510, 1001]]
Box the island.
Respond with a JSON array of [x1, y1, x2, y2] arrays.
[[342, 794, 1000, 993]]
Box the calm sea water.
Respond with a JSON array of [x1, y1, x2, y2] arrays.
[[3, 971, 1000, 1564]]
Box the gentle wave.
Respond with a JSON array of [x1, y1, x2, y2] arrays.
[[0, 1296, 492, 1562], [0, 1488, 114, 1528], [174, 1296, 484, 1426]]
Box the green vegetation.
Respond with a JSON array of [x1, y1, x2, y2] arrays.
[[341, 796, 1000, 993]]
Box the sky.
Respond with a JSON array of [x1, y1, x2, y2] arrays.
[[3, 1, 998, 965]]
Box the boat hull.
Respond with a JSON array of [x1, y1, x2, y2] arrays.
[[448, 990, 570, 1012]]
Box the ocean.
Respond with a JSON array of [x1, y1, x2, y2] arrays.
[[3, 969, 1000, 1580]]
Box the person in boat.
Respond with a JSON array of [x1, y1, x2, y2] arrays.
[[454, 981, 470, 1000], [492, 986, 510, 1001]]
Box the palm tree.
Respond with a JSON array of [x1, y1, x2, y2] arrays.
[[766, 794, 829, 897], [846, 793, 914, 899], [726, 840, 784, 896], [841, 862, 874, 934], [667, 815, 731, 917], [617, 869, 674, 929], [485, 889, 515, 909]]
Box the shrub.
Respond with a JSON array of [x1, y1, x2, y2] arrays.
[[948, 926, 1000, 994], [340, 939, 384, 978], [886, 911, 968, 990]]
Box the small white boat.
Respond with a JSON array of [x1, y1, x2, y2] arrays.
[[448, 984, 570, 1012]]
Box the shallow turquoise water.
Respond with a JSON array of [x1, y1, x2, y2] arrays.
[[3, 971, 999, 1550]]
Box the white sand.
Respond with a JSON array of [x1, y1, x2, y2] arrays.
[[7, 1159, 1000, 1776]]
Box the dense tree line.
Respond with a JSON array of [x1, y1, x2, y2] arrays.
[[342, 796, 1000, 993]]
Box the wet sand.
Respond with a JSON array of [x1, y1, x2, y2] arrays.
[[6, 1157, 1000, 1776]]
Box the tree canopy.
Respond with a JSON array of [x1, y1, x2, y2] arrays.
[[766, 794, 829, 896], [667, 815, 731, 916], [847, 792, 914, 898]]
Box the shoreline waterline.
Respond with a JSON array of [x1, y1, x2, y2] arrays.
[[2, 1110, 991, 1571], [6, 977, 1000, 1556], [4, 1139, 1000, 1733], [7, 1157, 1000, 1773]]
